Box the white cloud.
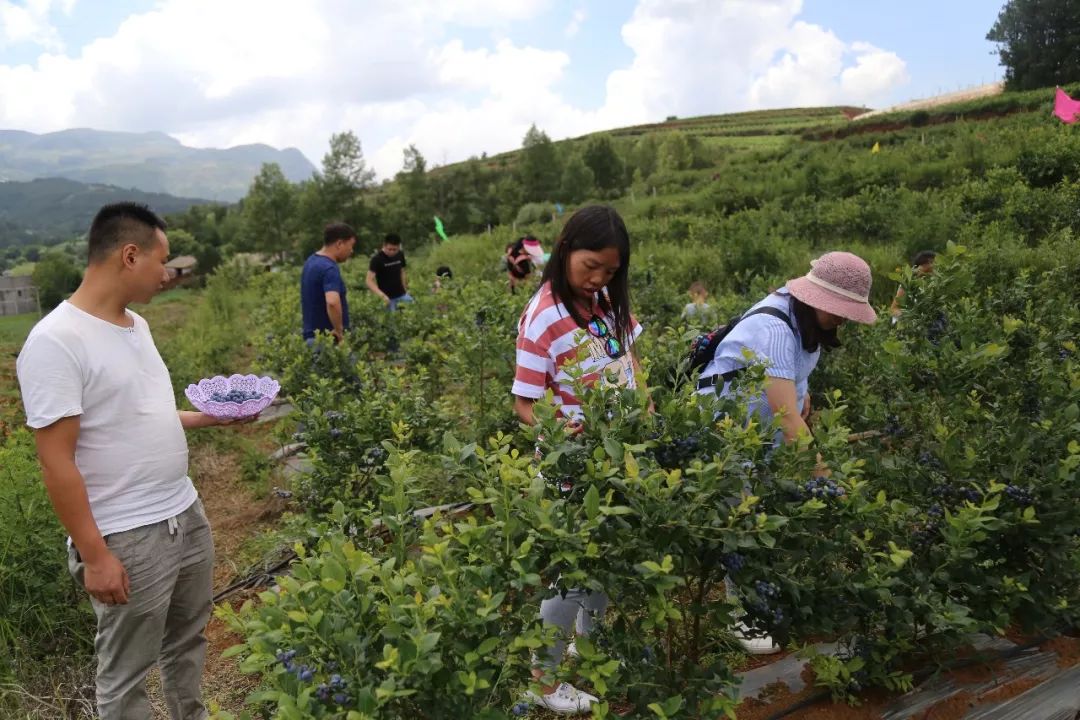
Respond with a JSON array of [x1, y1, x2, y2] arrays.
[[0, 0, 73, 50], [604, 0, 909, 123], [748, 29, 908, 108], [435, 39, 569, 98], [839, 41, 909, 103], [565, 7, 586, 37], [0, 0, 909, 181]]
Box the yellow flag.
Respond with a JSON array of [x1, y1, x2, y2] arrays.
[[871, 142, 881, 154]]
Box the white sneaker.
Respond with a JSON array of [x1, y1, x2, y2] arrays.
[[523, 682, 598, 715], [566, 641, 579, 658], [732, 622, 781, 655]]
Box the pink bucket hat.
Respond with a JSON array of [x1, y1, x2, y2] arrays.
[[787, 251, 877, 324]]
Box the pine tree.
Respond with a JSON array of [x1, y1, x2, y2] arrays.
[[987, 0, 1080, 90]]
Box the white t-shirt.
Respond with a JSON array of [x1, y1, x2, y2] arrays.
[[17, 302, 196, 537], [683, 302, 710, 319]]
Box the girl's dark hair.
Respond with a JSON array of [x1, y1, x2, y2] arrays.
[[540, 205, 632, 345], [791, 296, 840, 352]]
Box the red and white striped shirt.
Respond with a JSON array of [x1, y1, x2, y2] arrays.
[[512, 282, 643, 419]]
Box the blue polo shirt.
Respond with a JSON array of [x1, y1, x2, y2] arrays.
[[301, 254, 349, 340]]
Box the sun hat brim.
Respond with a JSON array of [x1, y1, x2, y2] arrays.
[[787, 277, 878, 324]]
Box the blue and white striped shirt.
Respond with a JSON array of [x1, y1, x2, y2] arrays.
[[697, 287, 820, 423]]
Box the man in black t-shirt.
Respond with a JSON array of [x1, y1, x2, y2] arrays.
[[366, 233, 412, 310]]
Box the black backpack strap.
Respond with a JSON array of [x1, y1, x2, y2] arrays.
[[742, 306, 796, 333], [696, 368, 743, 390], [696, 305, 797, 391]]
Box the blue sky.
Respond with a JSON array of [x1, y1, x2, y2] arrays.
[[410, 1, 1005, 112], [0, 0, 1008, 175], [799, 1, 1004, 97]]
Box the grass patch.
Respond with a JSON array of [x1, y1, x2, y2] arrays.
[[0, 313, 37, 348], [5, 262, 35, 277]]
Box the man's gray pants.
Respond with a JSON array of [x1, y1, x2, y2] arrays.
[[68, 499, 214, 720]]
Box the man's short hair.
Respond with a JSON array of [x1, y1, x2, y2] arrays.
[[87, 202, 167, 263], [383, 233, 402, 246], [324, 222, 356, 246], [912, 250, 937, 268]]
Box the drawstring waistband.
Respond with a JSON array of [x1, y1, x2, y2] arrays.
[[168, 516, 179, 536]]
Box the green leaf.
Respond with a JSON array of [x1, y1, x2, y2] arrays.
[[889, 549, 913, 567], [882, 339, 904, 356], [221, 643, 248, 659], [603, 437, 624, 463], [418, 632, 441, 653], [584, 485, 601, 521], [476, 637, 500, 655]]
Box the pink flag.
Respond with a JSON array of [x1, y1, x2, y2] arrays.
[[1054, 87, 1080, 124]]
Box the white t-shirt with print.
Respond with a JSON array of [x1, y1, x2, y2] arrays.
[[17, 302, 196, 537]]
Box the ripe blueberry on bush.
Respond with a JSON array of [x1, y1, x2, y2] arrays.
[[803, 476, 845, 500], [1004, 484, 1034, 505], [722, 552, 746, 575]]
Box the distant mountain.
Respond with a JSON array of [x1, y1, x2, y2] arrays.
[[0, 177, 212, 248], [0, 128, 316, 202]]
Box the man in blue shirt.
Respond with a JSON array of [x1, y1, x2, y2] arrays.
[[301, 223, 356, 343]]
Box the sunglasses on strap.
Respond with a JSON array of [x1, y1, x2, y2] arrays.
[[586, 315, 624, 359]]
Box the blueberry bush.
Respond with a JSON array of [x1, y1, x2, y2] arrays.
[[216, 103, 1080, 717]]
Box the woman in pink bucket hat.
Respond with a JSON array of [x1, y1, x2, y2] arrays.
[[696, 250, 876, 654], [788, 252, 878, 326]]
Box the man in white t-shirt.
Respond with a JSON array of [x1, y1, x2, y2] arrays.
[[16, 202, 249, 720]]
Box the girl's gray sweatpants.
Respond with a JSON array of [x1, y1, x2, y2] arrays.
[[537, 589, 608, 669]]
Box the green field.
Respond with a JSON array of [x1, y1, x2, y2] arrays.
[[0, 312, 36, 346]]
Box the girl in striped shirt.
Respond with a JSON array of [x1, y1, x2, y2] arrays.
[[513, 204, 645, 715], [512, 205, 644, 430]]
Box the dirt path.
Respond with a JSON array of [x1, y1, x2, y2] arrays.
[[852, 82, 1004, 121]]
